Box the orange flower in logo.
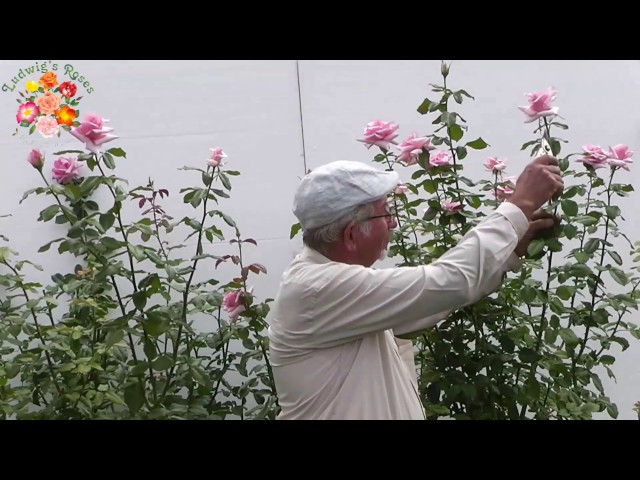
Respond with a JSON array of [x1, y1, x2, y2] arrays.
[[39, 71, 58, 90], [55, 105, 77, 126]]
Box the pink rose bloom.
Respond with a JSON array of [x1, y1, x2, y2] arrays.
[[394, 184, 409, 195], [578, 144, 609, 169], [357, 119, 399, 150], [36, 115, 59, 138], [607, 144, 633, 171], [207, 147, 227, 167], [496, 176, 517, 200], [222, 289, 247, 324], [27, 148, 44, 170], [16, 102, 39, 124], [52, 156, 81, 184], [518, 87, 559, 123], [70, 113, 119, 154], [442, 199, 462, 214], [484, 156, 507, 174], [396, 132, 434, 165], [429, 150, 452, 168]]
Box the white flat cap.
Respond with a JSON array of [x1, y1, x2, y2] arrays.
[[293, 160, 399, 230]]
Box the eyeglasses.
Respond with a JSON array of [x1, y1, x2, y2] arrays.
[[364, 213, 394, 222], [362, 201, 397, 223]]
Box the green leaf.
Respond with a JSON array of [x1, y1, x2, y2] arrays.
[[466, 137, 488, 150], [583, 238, 600, 254], [559, 328, 580, 347], [145, 310, 171, 336], [38, 237, 65, 253], [518, 348, 542, 363], [561, 199, 578, 217], [550, 138, 561, 156], [600, 355, 615, 365], [221, 213, 236, 227], [38, 205, 59, 222], [527, 239, 545, 257], [608, 250, 623, 266], [99, 213, 115, 232], [605, 206, 620, 219], [417, 98, 434, 114], [574, 251, 590, 263], [133, 290, 147, 310], [219, 173, 232, 190], [105, 329, 124, 348], [574, 215, 598, 226], [124, 383, 144, 415], [290, 222, 302, 239], [453, 92, 463, 104], [456, 146, 468, 160], [449, 124, 463, 141], [101, 237, 121, 250], [102, 152, 116, 169], [107, 147, 126, 157], [564, 224, 578, 240], [422, 179, 437, 194], [556, 286, 573, 301], [64, 185, 83, 202], [143, 338, 157, 360], [152, 355, 173, 371], [609, 268, 628, 286], [522, 286, 537, 304]]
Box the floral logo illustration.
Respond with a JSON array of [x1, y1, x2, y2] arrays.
[[13, 71, 82, 138]]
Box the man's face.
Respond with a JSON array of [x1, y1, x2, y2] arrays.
[[353, 197, 397, 267]]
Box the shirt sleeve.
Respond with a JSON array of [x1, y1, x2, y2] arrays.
[[305, 202, 529, 347]]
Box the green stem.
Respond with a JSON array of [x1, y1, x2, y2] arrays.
[[2, 260, 62, 396], [571, 169, 616, 384], [161, 166, 217, 402]]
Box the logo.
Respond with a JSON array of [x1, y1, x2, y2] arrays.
[[3, 61, 94, 140]]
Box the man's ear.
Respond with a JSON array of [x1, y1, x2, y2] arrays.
[[342, 222, 358, 252]]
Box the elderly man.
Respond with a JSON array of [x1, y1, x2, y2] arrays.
[[267, 155, 563, 420]]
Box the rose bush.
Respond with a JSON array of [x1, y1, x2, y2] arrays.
[[0, 114, 278, 419]]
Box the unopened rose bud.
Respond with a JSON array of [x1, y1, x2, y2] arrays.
[[441, 61, 450, 78], [27, 148, 44, 170]]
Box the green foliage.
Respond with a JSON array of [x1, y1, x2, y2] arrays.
[[0, 142, 278, 419], [374, 62, 639, 419]]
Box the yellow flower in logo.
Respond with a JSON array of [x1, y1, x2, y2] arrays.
[[26, 80, 39, 92]]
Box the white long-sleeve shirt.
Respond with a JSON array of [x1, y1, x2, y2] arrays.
[[267, 202, 529, 420]]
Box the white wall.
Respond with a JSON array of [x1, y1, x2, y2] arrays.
[[1, 60, 638, 419]]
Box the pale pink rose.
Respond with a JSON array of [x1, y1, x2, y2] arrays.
[[27, 148, 44, 170], [429, 150, 452, 168], [484, 156, 507, 174], [607, 144, 633, 171], [222, 288, 253, 324], [35, 91, 62, 115], [518, 87, 559, 123], [578, 144, 609, 169], [396, 132, 434, 165], [52, 156, 81, 184], [496, 176, 517, 200], [70, 113, 119, 154], [441, 199, 462, 214], [207, 147, 227, 167], [357, 119, 399, 150], [394, 184, 409, 195], [36, 115, 59, 138]]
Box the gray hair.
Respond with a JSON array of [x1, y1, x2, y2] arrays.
[[303, 203, 375, 254]]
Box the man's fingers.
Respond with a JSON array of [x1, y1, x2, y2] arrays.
[[530, 218, 556, 232], [533, 154, 559, 166], [544, 165, 562, 175]]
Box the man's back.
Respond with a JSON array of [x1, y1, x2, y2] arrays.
[[267, 247, 425, 420]]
